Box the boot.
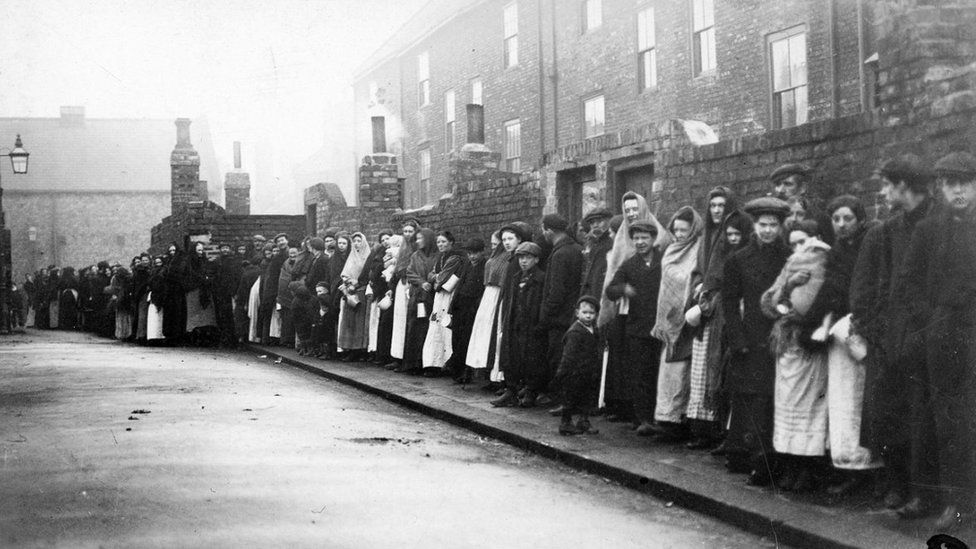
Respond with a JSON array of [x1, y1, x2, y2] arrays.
[[491, 389, 518, 407]]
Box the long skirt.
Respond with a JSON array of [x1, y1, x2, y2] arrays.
[[337, 297, 368, 350], [25, 307, 35, 328], [248, 278, 261, 343], [115, 311, 133, 339], [269, 306, 282, 338], [465, 285, 501, 369], [185, 289, 216, 331], [390, 280, 409, 359], [368, 301, 380, 352], [146, 295, 165, 340], [422, 290, 455, 369], [49, 301, 59, 329], [655, 347, 690, 423], [686, 326, 716, 421], [137, 298, 149, 339], [828, 314, 883, 470], [489, 322, 505, 382], [773, 344, 828, 456]]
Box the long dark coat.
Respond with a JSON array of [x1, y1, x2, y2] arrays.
[[498, 265, 547, 380], [605, 251, 663, 402], [580, 231, 613, 299], [541, 236, 584, 330], [721, 236, 790, 394]]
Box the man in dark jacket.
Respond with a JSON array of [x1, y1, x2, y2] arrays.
[[850, 154, 938, 515], [534, 214, 584, 408], [721, 197, 791, 486], [491, 242, 546, 408], [769, 163, 833, 244], [259, 233, 289, 344], [899, 152, 976, 531], [213, 243, 242, 347], [235, 259, 262, 342], [446, 237, 486, 383], [580, 207, 613, 298], [606, 220, 663, 435]]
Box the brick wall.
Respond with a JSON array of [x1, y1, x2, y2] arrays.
[[224, 172, 251, 216], [150, 201, 305, 254], [8, 190, 170, 277]]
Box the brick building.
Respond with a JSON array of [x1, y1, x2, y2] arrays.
[[353, 0, 876, 211], [2, 107, 221, 278]]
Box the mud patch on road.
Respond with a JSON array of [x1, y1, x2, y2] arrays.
[[0, 388, 59, 407], [346, 437, 423, 446]]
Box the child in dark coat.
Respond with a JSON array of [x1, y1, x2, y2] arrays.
[[291, 285, 316, 355], [556, 295, 602, 435], [310, 282, 331, 357]]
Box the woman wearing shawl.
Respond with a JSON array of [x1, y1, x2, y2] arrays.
[[162, 243, 188, 343], [491, 225, 530, 389], [364, 230, 393, 362], [248, 244, 273, 343], [465, 231, 506, 373], [57, 267, 81, 330], [47, 268, 61, 329], [336, 232, 371, 359], [182, 241, 217, 345], [325, 234, 351, 356], [110, 265, 134, 340], [651, 206, 704, 439], [131, 258, 152, 342], [422, 231, 468, 374], [599, 192, 671, 419], [374, 233, 401, 365], [275, 245, 300, 347], [146, 256, 167, 343], [387, 221, 418, 369], [397, 227, 437, 374], [684, 187, 738, 449]]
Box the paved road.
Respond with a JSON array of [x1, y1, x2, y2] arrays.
[[0, 331, 779, 548]]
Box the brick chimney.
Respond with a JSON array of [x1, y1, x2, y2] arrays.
[[171, 118, 201, 215], [224, 141, 251, 215]]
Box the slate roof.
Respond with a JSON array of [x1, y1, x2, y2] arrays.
[[0, 113, 221, 194]]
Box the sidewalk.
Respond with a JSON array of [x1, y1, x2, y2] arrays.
[[247, 343, 941, 549]]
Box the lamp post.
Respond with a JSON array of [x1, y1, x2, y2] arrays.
[[0, 134, 30, 334]]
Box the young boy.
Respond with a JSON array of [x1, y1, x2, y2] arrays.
[[310, 282, 331, 358], [556, 295, 602, 435], [291, 285, 316, 356]]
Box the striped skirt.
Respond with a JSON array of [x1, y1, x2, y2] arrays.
[[685, 326, 716, 421]]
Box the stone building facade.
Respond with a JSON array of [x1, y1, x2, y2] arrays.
[[354, 0, 876, 210]]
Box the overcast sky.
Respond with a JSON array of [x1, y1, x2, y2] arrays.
[[0, 0, 427, 212]]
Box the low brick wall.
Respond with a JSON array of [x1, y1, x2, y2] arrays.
[[150, 202, 305, 254]]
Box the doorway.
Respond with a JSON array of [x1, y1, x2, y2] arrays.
[[556, 165, 603, 223]]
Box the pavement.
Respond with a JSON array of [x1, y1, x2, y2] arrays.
[[247, 342, 972, 549], [1, 330, 780, 549]]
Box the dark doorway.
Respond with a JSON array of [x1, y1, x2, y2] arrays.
[[556, 165, 604, 224], [306, 204, 317, 237], [607, 153, 655, 209]]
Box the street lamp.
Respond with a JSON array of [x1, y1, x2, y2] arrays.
[[1, 134, 30, 333]]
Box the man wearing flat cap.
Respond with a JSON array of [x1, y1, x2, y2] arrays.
[[581, 207, 614, 298], [250, 235, 267, 265], [899, 151, 976, 531], [769, 163, 834, 243], [492, 241, 547, 407], [721, 197, 791, 485], [534, 213, 584, 408], [605, 219, 664, 434], [850, 153, 938, 516]]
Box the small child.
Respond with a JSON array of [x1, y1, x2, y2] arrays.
[[556, 295, 602, 435], [310, 282, 331, 358], [291, 285, 316, 356]]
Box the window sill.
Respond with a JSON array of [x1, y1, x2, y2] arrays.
[[692, 69, 718, 82]]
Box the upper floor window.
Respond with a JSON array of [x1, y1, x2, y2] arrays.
[[692, 0, 716, 75], [419, 148, 431, 204], [770, 27, 808, 128], [582, 0, 602, 32], [583, 95, 605, 138], [445, 89, 457, 150], [503, 118, 521, 172], [504, 2, 519, 68], [471, 78, 483, 105], [637, 8, 656, 90], [418, 52, 430, 107]]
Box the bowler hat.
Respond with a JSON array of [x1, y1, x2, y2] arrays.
[[514, 242, 542, 257]]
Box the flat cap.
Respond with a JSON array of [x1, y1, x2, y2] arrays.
[[576, 294, 601, 311], [273, 233, 290, 242], [252, 234, 266, 242], [934, 151, 976, 178], [461, 237, 486, 253], [770, 163, 812, 182], [514, 241, 542, 257], [874, 153, 934, 189], [628, 219, 659, 238], [744, 196, 790, 220], [542, 213, 569, 231], [583, 206, 613, 223], [309, 237, 326, 251]]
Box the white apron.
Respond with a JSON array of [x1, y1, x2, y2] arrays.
[[827, 314, 883, 470]]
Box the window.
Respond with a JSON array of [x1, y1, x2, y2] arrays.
[[471, 78, 483, 106], [692, 0, 716, 75], [419, 148, 431, 204], [637, 8, 656, 90], [583, 95, 605, 138], [418, 52, 430, 107], [503, 2, 518, 68], [582, 0, 602, 32], [445, 89, 456, 150], [769, 28, 808, 128], [503, 119, 521, 172]]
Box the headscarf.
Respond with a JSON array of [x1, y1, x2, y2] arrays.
[[393, 229, 417, 275], [650, 205, 704, 354], [383, 235, 403, 282], [484, 230, 511, 286], [341, 232, 371, 281], [598, 191, 671, 326], [701, 209, 753, 295]]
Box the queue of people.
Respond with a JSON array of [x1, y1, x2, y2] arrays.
[[17, 152, 976, 532]]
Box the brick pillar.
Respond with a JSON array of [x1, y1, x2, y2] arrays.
[[171, 118, 201, 215], [359, 153, 402, 210], [224, 143, 251, 215]]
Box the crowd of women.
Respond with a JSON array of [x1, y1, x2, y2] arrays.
[[16, 152, 976, 531]]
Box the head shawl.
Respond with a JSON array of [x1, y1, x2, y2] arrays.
[[340, 232, 371, 281], [650, 206, 704, 353]]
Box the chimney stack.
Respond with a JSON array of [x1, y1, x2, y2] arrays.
[[233, 141, 242, 169], [466, 104, 485, 145], [224, 141, 251, 216], [170, 118, 201, 215], [371, 116, 387, 154]]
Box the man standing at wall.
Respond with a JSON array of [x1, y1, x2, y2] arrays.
[[769, 163, 833, 243], [580, 207, 613, 298], [531, 214, 583, 408], [900, 151, 976, 531]]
